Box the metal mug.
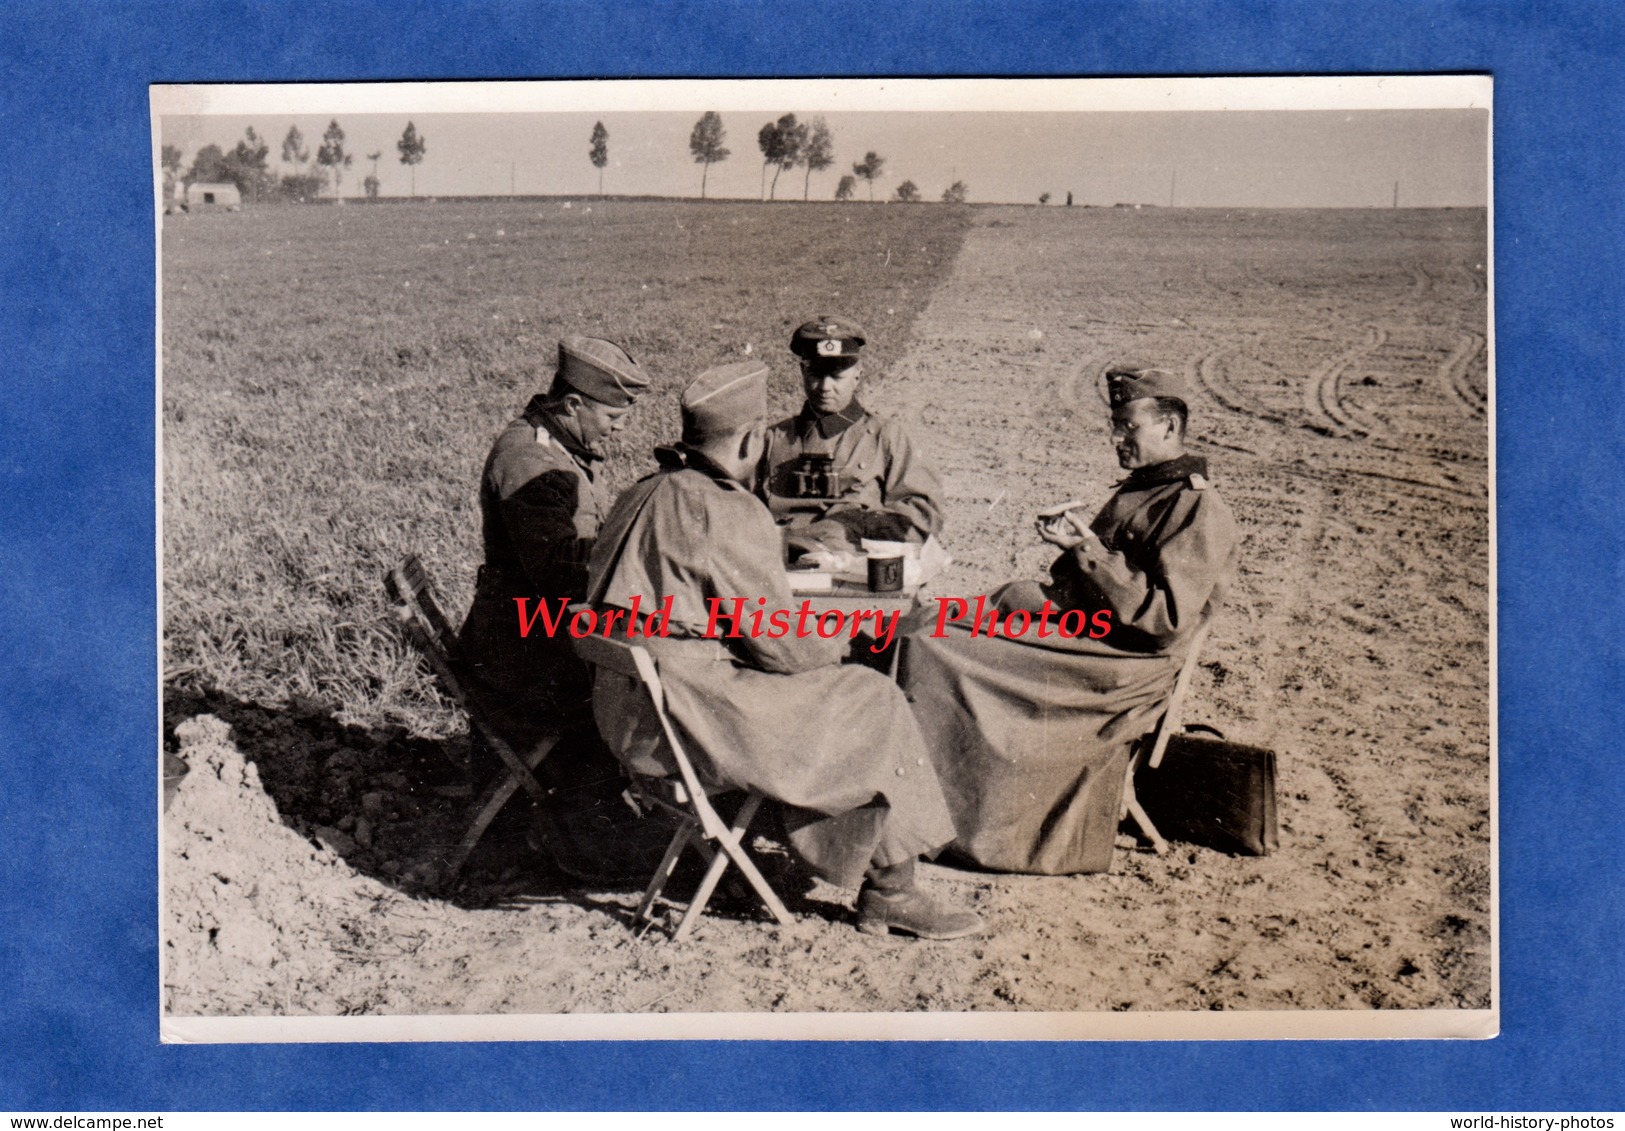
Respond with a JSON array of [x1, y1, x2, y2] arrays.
[[867, 553, 905, 593]]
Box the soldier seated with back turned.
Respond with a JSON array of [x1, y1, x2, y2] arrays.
[[761, 317, 944, 558], [586, 359, 983, 939]]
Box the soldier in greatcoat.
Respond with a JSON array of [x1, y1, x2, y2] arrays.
[[901, 364, 1242, 874], [586, 360, 984, 939]]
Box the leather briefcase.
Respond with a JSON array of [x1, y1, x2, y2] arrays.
[[1133, 724, 1279, 856]]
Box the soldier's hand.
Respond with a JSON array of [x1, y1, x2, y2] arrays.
[[1036, 511, 1088, 550]]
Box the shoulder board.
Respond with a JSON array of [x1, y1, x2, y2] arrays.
[[1188, 473, 1209, 490]]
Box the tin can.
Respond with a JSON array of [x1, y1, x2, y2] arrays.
[[867, 553, 905, 592]]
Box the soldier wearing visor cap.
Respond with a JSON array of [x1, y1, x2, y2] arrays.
[[761, 317, 944, 553], [458, 335, 654, 879]]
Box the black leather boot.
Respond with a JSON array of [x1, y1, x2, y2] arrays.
[[856, 858, 984, 940]]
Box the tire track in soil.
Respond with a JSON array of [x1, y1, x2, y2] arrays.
[[1437, 331, 1488, 417], [1192, 348, 1290, 429], [1408, 264, 1432, 300], [1190, 344, 1480, 506], [1304, 326, 1389, 440]]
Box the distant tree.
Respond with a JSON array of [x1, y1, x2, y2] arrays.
[[1038, 191, 1051, 205], [941, 180, 969, 204], [1066, 190, 1073, 207], [688, 111, 730, 199], [834, 174, 856, 201], [852, 151, 886, 201], [756, 113, 804, 200], [226, 126, 271, 202], [396, 121, 426, 197], [589, 121, 609, 195], [161, 144, 183, 202], [893, 179, 921, 203], [754, 121, 779, 199], [363, 150, 381, 199], [800, 116, 834, 201], [280, 124, 309, 174], [185, 143, 229, 187], [316, 119, 352, 199]]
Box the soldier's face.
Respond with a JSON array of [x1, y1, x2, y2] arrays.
[[572, 397, 630, 456], [801, 359, 861, 415], [1110, 399, 1181, 469]]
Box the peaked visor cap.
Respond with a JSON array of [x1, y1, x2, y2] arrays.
[[1105, 361, 1194, 408], [790, 316, 867, 362], [558, 336, 649, 407], [682, 359, 769, 439]]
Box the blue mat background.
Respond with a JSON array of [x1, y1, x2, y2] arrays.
[[1, 0, 1621, 1112]]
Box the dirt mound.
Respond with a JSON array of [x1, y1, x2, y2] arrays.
[[164, 715, 424, 1015]]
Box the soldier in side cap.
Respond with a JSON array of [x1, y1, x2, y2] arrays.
[[458, 336, 654, 880], [585, 360, 983, 939], [1028, 360, 1236, 647], [901, 359, 1242, 875], [761, 316, 944, 552]]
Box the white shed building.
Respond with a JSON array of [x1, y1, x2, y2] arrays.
[[185, 182, 241, 210]]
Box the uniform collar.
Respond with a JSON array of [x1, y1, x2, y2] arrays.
[[524, 395, 598, 467], [654, 443, 739, 485], [797, 399, 869, 441], [1120, 452, 1208, 488]]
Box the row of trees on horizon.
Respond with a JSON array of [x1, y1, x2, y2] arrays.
[[689, 110, 967, 204], [163, 120, 426, 205], [165, 113, 973, 205]]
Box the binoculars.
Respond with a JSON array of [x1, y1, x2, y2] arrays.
[[787, 453, 837, 500]]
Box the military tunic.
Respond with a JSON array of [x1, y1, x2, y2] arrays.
[[1036, 453, 1241, 652], [586, 447, 957, 887], [762, 402, 944, 544], [458, 396, 609, 750], [900, 454, 1241, 874]]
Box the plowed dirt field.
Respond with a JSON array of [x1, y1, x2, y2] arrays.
[[164, 202, 1489, 1020]]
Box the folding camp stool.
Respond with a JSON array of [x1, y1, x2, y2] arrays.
[[573, 632, 793, 941], [383, 554, 560, 879], [1121, 620, 1213, 855]]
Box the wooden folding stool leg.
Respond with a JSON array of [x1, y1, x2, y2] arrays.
[[1122, 622, 1212, 853], [383, 556, 557, 881], [1122, 744, 1170, 855], [572, 632, 797, 940], [445, 732, 560, 879], [636, 814, 701, 928], [672, 793, 791, 942]]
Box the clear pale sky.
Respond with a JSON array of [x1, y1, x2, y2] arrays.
[[161, 108, 1488, 208]]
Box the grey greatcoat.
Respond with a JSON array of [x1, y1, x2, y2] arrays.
[[586, 447, 957, 886], [901, 454, 1242, 874]]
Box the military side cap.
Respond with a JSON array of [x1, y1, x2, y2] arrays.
[[558, 337, 649, 407], [790, 316, 866, 362], [683, 359, 769, 438], [1105, 361, 1193, 407]]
